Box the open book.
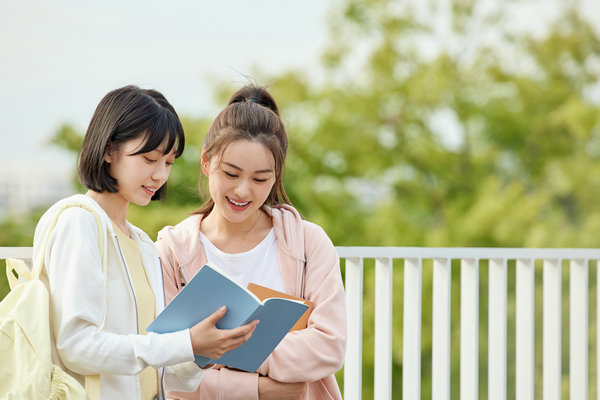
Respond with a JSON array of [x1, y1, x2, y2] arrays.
[[247, 283, 314, 331], [146, 263, 309, 372]]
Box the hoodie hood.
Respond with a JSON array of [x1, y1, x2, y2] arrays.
[[264, 204, 305, 262]]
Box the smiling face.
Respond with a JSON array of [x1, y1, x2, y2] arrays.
[[105, 135, 176, 207], [202, 139, 276, 226]]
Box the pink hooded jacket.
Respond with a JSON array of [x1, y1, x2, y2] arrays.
[[155, 204, 346, 400]]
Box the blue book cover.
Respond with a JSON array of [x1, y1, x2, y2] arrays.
[[146, 263, 309, 372]]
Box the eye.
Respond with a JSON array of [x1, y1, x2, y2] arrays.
[[224, 171, 237, 178], [254, 178, 268, 183], [144, 156, 157, 163], [166, 160, 174, 166]]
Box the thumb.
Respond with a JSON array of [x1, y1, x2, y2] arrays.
[[206, 306, 227, 325]]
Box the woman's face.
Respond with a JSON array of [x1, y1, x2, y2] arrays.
[[203, 139, 276, 225], [105, 135, 176, 207]]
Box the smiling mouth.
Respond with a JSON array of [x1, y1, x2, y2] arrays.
[[227, 197, 250, 207]]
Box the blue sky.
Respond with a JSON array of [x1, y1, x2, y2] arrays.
[[0, 0, 330, 166]]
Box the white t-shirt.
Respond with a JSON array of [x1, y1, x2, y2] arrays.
[[199, 228, 285, 292]]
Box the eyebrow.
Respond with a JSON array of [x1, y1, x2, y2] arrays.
[[145, 147, 176, 158], [223, 161, 273, 174]]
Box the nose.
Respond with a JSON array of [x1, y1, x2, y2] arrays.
[[233, 179, 251, 198], [152, 163, 171, 183]]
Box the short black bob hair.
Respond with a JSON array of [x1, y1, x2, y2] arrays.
[[78, 85, 184, 201]]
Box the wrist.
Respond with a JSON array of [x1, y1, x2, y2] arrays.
[[258, 376, 269, 398]]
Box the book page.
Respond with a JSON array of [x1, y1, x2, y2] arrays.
[[147, 264, 259, 333], [247, 283, 314, 331], [211, 298, 309, 371]]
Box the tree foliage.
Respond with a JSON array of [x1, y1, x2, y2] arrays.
[[264, 2, 600, 398], [269, 3, 600, 252]]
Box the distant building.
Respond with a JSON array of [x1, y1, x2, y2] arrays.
[[0, 160, 75, 217]]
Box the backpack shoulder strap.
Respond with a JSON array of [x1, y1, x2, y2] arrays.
[[31, 201, 106, 280], [6, 259, 30, 289], [35, 200, 107, 400]]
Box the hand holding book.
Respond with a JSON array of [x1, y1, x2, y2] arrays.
[[189, 305, 258, 360], [147, 264, 309, 372]]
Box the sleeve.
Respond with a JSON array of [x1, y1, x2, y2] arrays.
[[167, 368, 259, 400], [156, 232, 181, 304], [163, 361, 205, 393], [256, 223, 347, 382], [44, 208, 197, 375]]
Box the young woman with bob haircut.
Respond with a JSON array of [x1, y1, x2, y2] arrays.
[[33, 85, 257, 400]]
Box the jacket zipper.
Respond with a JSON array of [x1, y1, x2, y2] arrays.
[[157, 257, 166, 400], [178, 264, 190, 287]]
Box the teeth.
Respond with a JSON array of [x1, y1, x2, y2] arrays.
[[144, 187, 156, 193], [228, 197, 249, 207]]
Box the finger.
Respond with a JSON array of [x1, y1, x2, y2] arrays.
[[221, 326, 257, 351], [223, 336, 252, 352], [243, 319, 259, 331], [243, 323, 258, 340], [227, 320, 258, 339], [239, 325, 258, 343], [241, 330, 254, 343], [204, 306, 227, 325]]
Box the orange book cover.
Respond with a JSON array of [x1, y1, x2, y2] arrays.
[[247, 283, 314, 331]]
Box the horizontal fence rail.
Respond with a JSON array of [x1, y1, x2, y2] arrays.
[[3, 246, 600, 399], [335, 247, 600, 400]]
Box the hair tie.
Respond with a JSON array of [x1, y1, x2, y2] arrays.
[[247, 97, 260, 104]]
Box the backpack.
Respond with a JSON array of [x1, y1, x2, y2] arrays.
[[0, 202, 105, 399]]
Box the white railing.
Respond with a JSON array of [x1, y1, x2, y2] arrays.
[[3, 246, 600, 399], [336, 247, 600, 400]]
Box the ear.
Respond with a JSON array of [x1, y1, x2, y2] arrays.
[[200, 146, 210, 176], [104, 142, 114, 164]]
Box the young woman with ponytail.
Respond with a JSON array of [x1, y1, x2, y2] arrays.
[[156, 85, 346, 400]]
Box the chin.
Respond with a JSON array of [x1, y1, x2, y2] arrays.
[[133, 198, 153, 207], [228, 210, 260, 224]]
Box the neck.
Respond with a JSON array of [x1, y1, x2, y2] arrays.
[[204, 208, 266, 237], [86, 190, 129, 232], [201, 208, 272, 253]]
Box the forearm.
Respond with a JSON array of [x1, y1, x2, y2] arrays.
[[57, 326, 194, 375], [168, 368, 259, 400], [258, 376, 307, 400]]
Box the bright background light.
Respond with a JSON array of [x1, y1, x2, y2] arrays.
[[0, 0, 330, 166]]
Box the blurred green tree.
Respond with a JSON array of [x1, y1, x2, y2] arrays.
[[258, 2, 600, 398]]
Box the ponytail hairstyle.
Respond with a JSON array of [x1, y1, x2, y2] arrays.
[[195, 85, 291, 215]]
